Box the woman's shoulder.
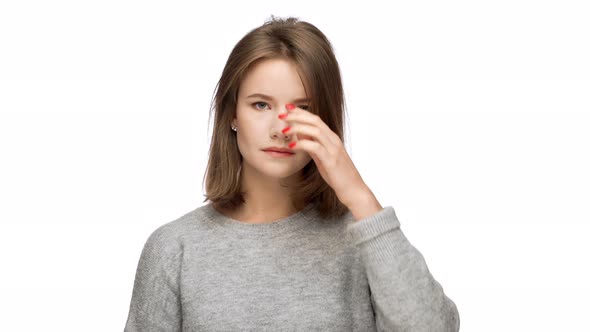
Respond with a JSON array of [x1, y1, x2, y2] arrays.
[[142, 205, 212, 251]]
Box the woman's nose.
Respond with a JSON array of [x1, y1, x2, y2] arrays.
[[273, 121, 290, 139]]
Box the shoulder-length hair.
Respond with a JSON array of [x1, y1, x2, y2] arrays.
[[202, 16, 351, 220]]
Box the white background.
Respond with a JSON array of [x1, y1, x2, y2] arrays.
[[1, 0, 589, 331]]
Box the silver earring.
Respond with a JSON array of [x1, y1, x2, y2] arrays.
[[231, 125, 237, 132]]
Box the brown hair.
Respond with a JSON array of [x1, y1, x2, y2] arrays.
[[201, 15, 351, 220]]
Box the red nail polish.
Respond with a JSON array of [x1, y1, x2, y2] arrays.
[[286, 104, 295, 111], [278, 113, 288, 119], [282, 126, 291, 134], [289, 141, 296, 149]]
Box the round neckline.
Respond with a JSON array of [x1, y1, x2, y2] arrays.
[[201, 201, 319, 237]]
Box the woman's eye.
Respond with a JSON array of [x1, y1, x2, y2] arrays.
[[252, 102, 269, 110], [252, 102, 309, 111]]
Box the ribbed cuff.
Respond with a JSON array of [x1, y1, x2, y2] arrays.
[[346, 206, 401, 246]]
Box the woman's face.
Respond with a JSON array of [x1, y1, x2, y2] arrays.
[[232, 58, 313, 180]]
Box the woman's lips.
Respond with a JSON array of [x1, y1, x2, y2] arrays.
[[263, 150, 294, 157]]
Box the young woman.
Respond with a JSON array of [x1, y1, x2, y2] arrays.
[[125, 16, 460, 331]]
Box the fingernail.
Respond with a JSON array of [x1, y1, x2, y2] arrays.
[[278, 113, 288, 119], [289, 141, 296, 149], [286, 104, 295, 111], [282, 126, 291, 134]]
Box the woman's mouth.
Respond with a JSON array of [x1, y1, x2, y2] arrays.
[[263, 150, 295, 158]]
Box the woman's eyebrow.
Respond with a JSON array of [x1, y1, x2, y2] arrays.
[[247, 93, 310, 103]]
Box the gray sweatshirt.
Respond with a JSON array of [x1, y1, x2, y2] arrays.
[[124, 201, 460, 331]]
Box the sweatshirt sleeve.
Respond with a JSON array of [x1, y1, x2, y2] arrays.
[[346, 206, 460, 332], [124, 225, 183, 332]]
